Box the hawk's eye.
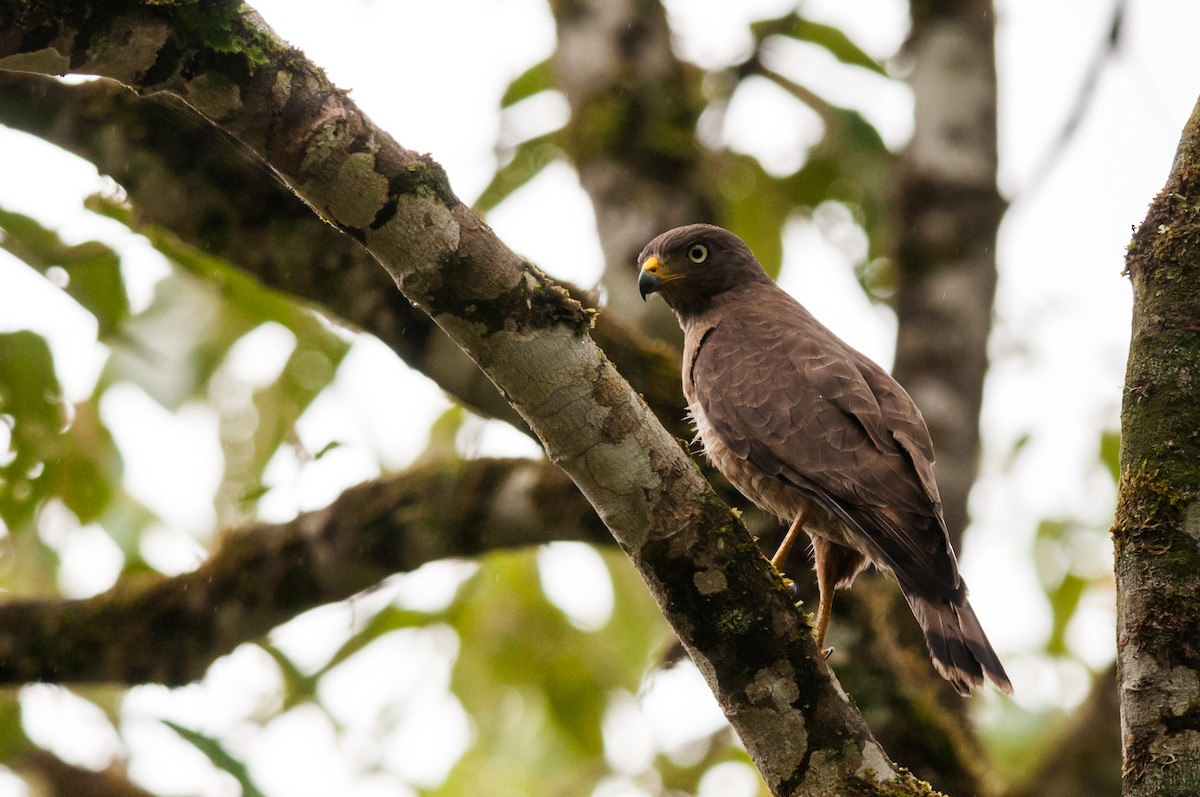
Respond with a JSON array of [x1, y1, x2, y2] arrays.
[[687, 244, 708, 264]]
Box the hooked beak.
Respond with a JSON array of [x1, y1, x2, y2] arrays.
[[638, 255, 664, 301]]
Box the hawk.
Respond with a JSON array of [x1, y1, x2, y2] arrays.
[[638, 223, 1011, 695]]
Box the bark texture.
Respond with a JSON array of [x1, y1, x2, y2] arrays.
[[1115, 95, 1200, 797], [0, 3, 932, 792]]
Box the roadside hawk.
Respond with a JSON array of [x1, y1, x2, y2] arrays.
[[638, 223, 1011, 696]]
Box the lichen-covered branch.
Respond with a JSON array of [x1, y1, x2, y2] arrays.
[[0, 3, 932, 792], [1115, 95, 1200, 797], [0, 71, 690, 442], [0, 457, 604, 685]]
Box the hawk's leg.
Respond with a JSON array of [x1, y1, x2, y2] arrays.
[[809, 538, 867, 656], [812, 539, 836, 654], [770, 509, 806, 570]]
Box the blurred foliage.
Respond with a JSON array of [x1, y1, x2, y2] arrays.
[[0, 196, 351, 548], [258, 548, 760, 796], [478, 11, 895, 287], [1032, 429, 1119, 661]]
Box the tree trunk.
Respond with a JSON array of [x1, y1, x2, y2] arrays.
[[1115, 95, 1200, 797], [893, 0, 1004, 548], [549, 0, 714, 342]]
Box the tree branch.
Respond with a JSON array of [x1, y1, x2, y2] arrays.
[[0, 457, 606, 685], [0, 4, 932, 792], [0, 71, 691, 443], [1116, 94, 1200, 796]]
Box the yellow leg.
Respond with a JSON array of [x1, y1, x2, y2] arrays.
[[770, 509, 806, 570], [812, 542, 835, 653]]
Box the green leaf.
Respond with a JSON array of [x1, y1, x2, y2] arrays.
[[0, 692, 30, 764], [415, 404, 466, 464], [0, 208, 130, 337], [317, 605, 444, 678], [715, 154, 792, 280], [162, 720, 268, 797], [312, 440, 342, 460], [0, 331, 66, 530], [52, 401, 122, 526], [1045, 573, 1087, 657], [260, 644, 320, 709], [474, 132, 564, 213], [751, 13, 885, 75], [500, 59, 554, 108]]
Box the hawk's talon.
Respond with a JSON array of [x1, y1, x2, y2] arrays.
[[782, 577, 800, 602], [821, 646, 834, 660]]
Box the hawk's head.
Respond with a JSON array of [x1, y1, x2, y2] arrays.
[[637, 224, 771, 317]]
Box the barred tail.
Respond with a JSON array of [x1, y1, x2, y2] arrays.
[[904, 588, 1013, 696]]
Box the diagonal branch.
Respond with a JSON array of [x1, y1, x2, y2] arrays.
[[0, 71, 690, 443], [0, 4, 939, 792]]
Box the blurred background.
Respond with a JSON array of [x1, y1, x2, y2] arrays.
[[0, 0, 1195, 795]]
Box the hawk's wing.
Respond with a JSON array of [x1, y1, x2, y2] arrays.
[[690, 292, 961, 599]]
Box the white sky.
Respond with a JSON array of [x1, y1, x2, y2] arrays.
[[2, 0, 1199, 794]]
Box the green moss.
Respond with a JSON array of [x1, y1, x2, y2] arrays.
[[716, 607, 754, 636], [171, 0, 280, 73], [1113, 460, 1191, 548], [871, 768, 945, 797]]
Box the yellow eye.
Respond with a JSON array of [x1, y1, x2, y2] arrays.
[[687, 244, 708, 264]]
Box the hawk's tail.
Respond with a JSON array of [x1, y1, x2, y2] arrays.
[[903, 589, 1013, 696]]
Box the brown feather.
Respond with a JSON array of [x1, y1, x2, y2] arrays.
[[639, 224, 1012, 695]]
